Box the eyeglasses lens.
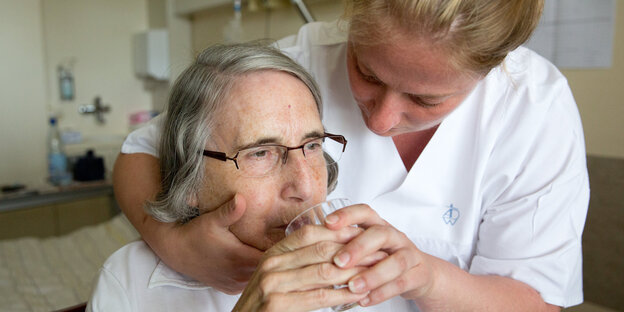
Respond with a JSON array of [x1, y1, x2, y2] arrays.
[[237, 136, 344, 177]]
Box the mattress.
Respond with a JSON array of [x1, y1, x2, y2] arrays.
[[0, 213, 140, 311]]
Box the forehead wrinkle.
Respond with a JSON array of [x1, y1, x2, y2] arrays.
[[233, 136, 280, 151], [353, 41, 462, 96], [220, 70, 323, 153], [233, 129, 325, 152]]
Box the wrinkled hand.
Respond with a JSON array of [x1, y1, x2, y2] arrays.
[[325, 204, 437, 307], [153, 194, 264, 294], [233, 225, 384, 312]]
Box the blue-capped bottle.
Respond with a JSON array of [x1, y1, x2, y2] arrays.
[[48, 117, 71, 185]]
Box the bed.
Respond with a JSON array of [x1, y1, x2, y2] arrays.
[[0, 213, 139, 311]]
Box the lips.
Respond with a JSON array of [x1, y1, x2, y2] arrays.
[[276, 224, 288, 232], [268, 223, 289, 237], [265, 226, 288, 248]]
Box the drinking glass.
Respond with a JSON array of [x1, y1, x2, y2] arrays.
[[285, 198, 358, 311]]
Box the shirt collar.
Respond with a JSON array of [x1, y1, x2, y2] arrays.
[[148, 260, 212, 290]]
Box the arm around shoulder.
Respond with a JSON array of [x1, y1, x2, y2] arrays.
[[112, 152, 263, 293], [113, 152, 163, 236]]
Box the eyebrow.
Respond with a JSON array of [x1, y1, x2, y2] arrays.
[[233, 130, 325, 151]]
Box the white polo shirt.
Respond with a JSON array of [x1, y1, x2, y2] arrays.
[[87, 241, 418, 311], [120, 21, 589, 308]]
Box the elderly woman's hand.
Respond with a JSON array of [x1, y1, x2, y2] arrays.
[[324, 204, 439, 307], [232, 225, 378, 312]]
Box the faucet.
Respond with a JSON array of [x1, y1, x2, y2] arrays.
[[79, 96, 111, 124]]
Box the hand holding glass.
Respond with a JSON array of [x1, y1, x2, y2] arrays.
[[285, 198, 358, 312]]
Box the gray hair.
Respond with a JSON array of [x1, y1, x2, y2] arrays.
[[146, 42, 338, 223]]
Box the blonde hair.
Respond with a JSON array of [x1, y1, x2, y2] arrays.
[[343, 0, 544, 75]]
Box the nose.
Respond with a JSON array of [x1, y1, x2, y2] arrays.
[[366, 88, 402, 134], [280, 150, 315, 203]]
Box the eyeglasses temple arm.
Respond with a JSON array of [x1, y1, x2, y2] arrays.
[[202, 150, 229, 162], [324, 132, 347, 152]]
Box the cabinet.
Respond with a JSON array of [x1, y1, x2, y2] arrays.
[[0, 185, 116, 240]]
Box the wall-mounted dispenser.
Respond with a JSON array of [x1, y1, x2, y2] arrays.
[[133, 29, 169, 81], [58, 62, 75, 101]]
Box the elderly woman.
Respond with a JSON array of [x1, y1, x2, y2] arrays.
[[88, 43, 383, 311]]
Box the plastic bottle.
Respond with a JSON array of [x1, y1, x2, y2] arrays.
[[223, 0, 243, 43], [48, 117, 71, 185]]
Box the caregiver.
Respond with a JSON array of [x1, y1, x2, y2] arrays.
[[114, 0, 589, 311]]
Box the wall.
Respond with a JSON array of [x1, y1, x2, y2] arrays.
[[166, 0, 194, 88], [0, 0, 49, 186], [42, 0, 152, 142], [581, 155, 624, 311], [0, 0, 155, 186], [148, 0, 167, 29], [191, 0, 343, 53], [561, 2, 623, 159]]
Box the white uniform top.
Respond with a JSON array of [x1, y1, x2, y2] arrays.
[[119, 22, 589, 308], [87, 241, 417, 312]]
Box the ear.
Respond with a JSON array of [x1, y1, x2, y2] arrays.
[[187, 192, 199, 208]]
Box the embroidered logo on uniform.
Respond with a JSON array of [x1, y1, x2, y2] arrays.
[[443, 204, 460, 225]]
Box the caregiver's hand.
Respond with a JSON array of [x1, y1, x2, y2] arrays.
[[165, 194, 264, 294], [232, 225, 379, 312], [324, 204, 438, 307], [114, 153, 263, 294], [325, 205, 562, 311]]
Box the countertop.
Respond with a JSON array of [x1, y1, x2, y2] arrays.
[[0, 180, 113, 213]]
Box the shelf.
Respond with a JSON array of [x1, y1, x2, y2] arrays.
[[175, 0, 231, 16]]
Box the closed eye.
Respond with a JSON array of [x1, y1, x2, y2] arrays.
[[362, 72, 381, 84], [408, 94, 444, 108]]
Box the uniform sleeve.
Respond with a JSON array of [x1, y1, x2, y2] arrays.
[[87, 267, 133, 312], [470, 83, 589, 308], [120, 115, 163, 157]]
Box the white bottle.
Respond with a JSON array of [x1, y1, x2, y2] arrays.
[[223, 0, 243, 43], [48, 117, 71, 185]]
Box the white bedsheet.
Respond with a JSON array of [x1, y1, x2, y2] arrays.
[[0, 213, 139, 312]]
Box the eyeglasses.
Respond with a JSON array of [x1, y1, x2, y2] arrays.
[[203, 133, 347, 177]]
